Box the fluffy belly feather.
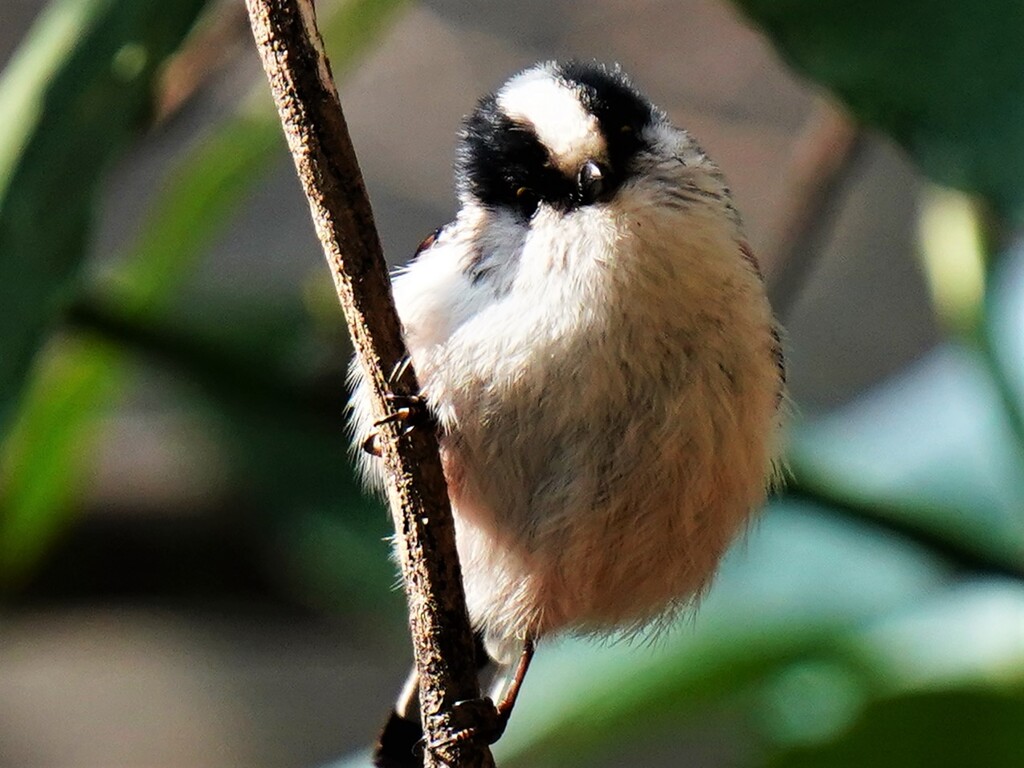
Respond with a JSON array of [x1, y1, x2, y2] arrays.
[[350, 201, 782, 663], [422, 293, 779, 660]]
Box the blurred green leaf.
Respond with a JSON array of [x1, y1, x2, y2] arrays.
[[843, 580, 1024, 693], [492, 500, 952, 767], [499, 512, 1024, 768], [987, 240, 1024, 433], [0, 337, 120, 578], [913, 186, 1024, 467], [789, 343, 1024, 573], [64, 289, 398, 611], [0, 0, 408, 586], [0, 0, 210, 435], [0, 119, 278, 583], [731, 0, 1024, 219], [769, 686, 1024, 768], [917, 185, 988, 337], [756, 580, 1024, 752]]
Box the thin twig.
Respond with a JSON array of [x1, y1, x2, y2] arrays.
[[244, 2, 493, 766], [156, 2, 250, 122], [765, 98, 865, 322], [782, 480, 1024, 581]]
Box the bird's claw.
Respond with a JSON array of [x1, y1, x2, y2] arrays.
[[427, 697, 507, 754], [361, 393, 435, 456]]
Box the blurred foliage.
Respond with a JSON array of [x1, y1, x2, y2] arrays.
[[790, 342, 1024, 572], [0, 0, 1022, 767], [769, 686, 1024, 768], [732, 0, 1024, 222], [0, 0, 209, 435], [0, 0, 408, 588]]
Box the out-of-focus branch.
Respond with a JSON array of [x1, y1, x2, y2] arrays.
[[766, 99, 865, 321], [244, 2, 493, 766], [156, 1, 250, 122], [782, 480, 1024, 581]]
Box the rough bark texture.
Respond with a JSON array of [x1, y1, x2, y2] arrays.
[[244, 2, 494, 766]]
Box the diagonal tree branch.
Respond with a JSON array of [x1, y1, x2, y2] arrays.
[[244, 2, 493, 766]]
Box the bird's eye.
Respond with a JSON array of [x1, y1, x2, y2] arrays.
[[515, 187, 539, 218], [577, 161, 607, 204]]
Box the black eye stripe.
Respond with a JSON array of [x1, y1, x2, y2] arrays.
[[458, 95, 572, 218], [456, 62, 655, 216], [555, 61, 653, 176]]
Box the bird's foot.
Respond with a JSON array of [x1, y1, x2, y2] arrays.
[[361, 392, 435, 456], [426, 697, 508, 753]]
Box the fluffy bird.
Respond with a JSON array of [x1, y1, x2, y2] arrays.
[[349, 60, 785, 764]]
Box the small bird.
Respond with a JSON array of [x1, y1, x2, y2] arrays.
[[349, 60, 785, 765]]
